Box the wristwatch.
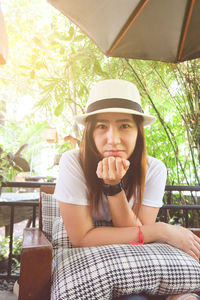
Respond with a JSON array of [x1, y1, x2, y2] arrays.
[[102, 182, 123, 196]]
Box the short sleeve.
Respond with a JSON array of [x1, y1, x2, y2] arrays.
[[142, 157, 167, 208], [54, 150, 89, 206]]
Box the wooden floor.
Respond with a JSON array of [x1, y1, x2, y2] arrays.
[[0, 290, 17, 300]]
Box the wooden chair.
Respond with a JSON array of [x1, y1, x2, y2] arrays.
[[19, 185, 55, 300], [18, 185, 200, 300]]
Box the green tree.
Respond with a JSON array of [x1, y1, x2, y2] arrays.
[[1, 0, 199, 186]]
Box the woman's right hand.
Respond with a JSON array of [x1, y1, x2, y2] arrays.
[[163, 223, 200, 262], [96, 156, 130, 185]]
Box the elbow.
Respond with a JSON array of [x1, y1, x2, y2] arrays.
[[70, 228, 94, 248], [70, 237, 84, 248], [71, 242, 82, 248], [70, 239, 89, 248]]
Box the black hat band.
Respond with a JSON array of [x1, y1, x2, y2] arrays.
[[87, 98, 144, 114]]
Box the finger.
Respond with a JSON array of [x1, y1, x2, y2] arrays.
[[191, 233, 200, 257], [96, 161, 103, 178], [192, 239, 200, 258], [191, 242, 200, 260], [122, 159, 130, 171], [193, 237, 200, 251], [187, 249, 199, 262], [108, 156, 116, 180], [193, 233, 200, 244], [116, 157, 124, 179], [102, 158, 109, 180]]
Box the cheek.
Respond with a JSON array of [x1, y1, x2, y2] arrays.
[[128, 132, 138, 147], [134, 132, 138, 143], [93, 133, 97, 147], [93, 133, 101, 151]]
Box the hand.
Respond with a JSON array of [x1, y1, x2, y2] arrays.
[[96, 156, 130, 185], [164, 223, 200, 262]]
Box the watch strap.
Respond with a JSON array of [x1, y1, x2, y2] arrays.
[[102, 182, 123, 196]]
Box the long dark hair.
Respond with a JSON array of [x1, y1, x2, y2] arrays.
[[79, 114, 147, 216]]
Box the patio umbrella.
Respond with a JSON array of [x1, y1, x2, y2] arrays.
[[48, 0, 200, 63]]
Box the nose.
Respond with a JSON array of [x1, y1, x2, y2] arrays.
[[106, 125, 120, 144]]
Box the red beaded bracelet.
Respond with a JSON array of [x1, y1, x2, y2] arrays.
[[129, 226, 144, 245]]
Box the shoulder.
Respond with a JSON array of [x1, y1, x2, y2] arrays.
[[54, 149, 88, 205], [146, 156, 167, 179], [61, 149, 79, 162], [58, 149, 84, 176], [143, 157, 167, 207], [60, 149, 81, 167], [147, 156, 167, 172]]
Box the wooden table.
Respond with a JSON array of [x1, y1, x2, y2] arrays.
[[0, 192, 39, 235]]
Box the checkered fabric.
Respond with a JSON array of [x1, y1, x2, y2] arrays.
[[51, 217, 200, 300], [42, 193, 200, 299], [51, 243, 200, 300], [52, 216, 73, 249], [41, 192, 60, 242]]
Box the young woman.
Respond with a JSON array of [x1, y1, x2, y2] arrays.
[[54, 79, 200, 300]]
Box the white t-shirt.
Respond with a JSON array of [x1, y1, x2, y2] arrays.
[[54, 149, 167, 221]]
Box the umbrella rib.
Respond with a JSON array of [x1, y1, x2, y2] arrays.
[[107, 0, 149, 56], [178, 0, 195, 61]]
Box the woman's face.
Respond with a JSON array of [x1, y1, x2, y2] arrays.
[[93, 112, 138, 159]]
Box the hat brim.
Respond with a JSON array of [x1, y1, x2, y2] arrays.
[[74, 108, 156, 127]]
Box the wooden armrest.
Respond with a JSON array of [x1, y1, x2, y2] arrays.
[[19, 228, 53, 300]]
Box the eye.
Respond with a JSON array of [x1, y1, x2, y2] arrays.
[[120, 124, 130, 129], [96, 123, 107, 129]]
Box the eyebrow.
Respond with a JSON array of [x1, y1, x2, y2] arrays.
[[96, 118, 133, 123]]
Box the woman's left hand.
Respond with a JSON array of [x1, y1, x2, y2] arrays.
[[96, 156, 130, 185]]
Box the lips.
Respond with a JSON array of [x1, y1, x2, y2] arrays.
[[104, 150, 124, 157]]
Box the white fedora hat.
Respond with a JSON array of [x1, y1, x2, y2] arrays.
[[74, 79, 156, 126]]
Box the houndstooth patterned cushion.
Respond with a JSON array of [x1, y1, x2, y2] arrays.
[[52, 216, 73, 249], [41, 192, 60, 242], [51, 217, 200, 300]]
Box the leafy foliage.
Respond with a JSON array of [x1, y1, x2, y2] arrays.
[[0, 0, 199, 185], [0, 234, 22, 260]]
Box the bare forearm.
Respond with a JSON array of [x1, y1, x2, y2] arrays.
[[77, 222, 165, 248], [107, 190, 142, 227]]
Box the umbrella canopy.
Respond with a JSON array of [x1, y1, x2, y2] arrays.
[[48, 0, 200, 63]]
